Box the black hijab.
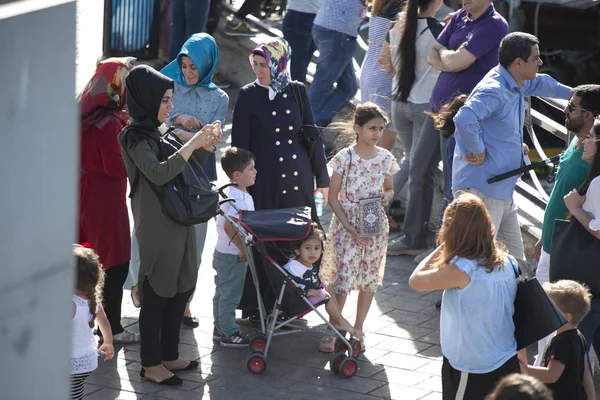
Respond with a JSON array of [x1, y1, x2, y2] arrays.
[[120, 65, 174, 150]]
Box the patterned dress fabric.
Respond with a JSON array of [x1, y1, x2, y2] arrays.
[[320, 146, 399, 294]]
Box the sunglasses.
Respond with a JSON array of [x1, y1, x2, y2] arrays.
[[567, 102, 589, 114]]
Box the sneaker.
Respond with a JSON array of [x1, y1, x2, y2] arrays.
[[249, 311, 262, 325], [220, 331, 251, 348], [414, 248, 435, 264], [212, 327, 222, 341], [223, 21, 259, 37], [212, 72, 232, 89], [387, 237, 425, 256]]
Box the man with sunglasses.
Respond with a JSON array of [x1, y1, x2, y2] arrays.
[[533, 84, 600, 361], [452, 32, 572, 265]]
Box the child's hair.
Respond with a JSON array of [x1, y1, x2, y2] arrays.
[[331, 102, 389, 151], [293, 222, 325, 251], [426, 94, 468, 138], [436, 193, 506, 272], [74, 244, 105, 328], [221, 146, 255, 179], [485, 374, 553, 400], [543, 280, 591, 326]]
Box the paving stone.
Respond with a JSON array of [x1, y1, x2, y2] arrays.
[[415, 360, 443, 377], [418, 345, 443, 359], [382, 309, 437, 327], [369, 382, 432, 400], [83, 386, 145, 399], [373, 336, 432, 355], [415, 375, 443, 393], [377, 324, 434, 341], [371, 353, 432, 370], [288, 382, 385, 400], [419, 391, 444, 400], [325, 374, 388, 394], [371, 367, 431, 386], [84, 373, 169, 395], [380, 296, 435, 313]]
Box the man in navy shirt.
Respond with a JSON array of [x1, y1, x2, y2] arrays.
[[452, 32, 572, 263], [388, 0, 507, 256]]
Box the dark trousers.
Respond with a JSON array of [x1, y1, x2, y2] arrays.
[[139, 279, 193, 367], [442, 355, 520, 400], [168, 0, 210, 60], [102, 261, 129, 336], [206, 0, 221, 35], [282, 10, 316, 83], [234, 0, 262, 19]]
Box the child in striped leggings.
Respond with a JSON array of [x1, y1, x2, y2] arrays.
[[71, 245, 115, 399]]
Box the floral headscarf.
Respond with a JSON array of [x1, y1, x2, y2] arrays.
[[250, 37, 291, 101], [79, 57, 136, 133], [161, 33, 218, 90]]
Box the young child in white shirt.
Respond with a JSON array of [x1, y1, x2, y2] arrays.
[[213, 147, 257, 348], [283, 222, 356, 337]]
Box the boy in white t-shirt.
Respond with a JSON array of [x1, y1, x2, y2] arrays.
[[213, 147, 257, 348]]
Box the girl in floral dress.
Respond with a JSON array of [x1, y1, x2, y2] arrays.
[[319, 103, 400, 352]]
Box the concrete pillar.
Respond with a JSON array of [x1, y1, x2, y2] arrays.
[[0, 1, 77, 399]]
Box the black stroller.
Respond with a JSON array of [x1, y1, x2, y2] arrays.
[[216, 184, 362, 378]]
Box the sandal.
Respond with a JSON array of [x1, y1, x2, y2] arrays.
[[318, 336, 335, 353], [113, 330, 140, 344], [355, 330, 366, 352]]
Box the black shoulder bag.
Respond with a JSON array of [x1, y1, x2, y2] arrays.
[[550, 218, 600, 296], [510, 257, 567, 350], [290, 82, 316, 160], [128, 128, 219, 226]]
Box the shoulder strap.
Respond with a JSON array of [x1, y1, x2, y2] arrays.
[[418, 26, 429, 37], [290, 83, 304, 124], [508, 256, 521, 279]]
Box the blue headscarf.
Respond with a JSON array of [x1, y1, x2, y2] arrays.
[[161, 33, 218, 90]]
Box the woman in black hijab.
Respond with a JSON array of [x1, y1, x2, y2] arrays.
[[119, 65, 220, 385]]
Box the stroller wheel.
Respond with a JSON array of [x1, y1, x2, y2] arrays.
[[339, 357, 359, 378], [334, 337, 348, 354], [330, 352, 346, 374], [247, 353, 268, 375], [250, 334, 268, 353], [349, 338, 362, 357]]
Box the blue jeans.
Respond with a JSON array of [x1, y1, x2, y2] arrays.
[[168, 0, 210, 61], [308, 25, 358, 128], [282, 10, 316, 84], [212, 251, 248, 337]]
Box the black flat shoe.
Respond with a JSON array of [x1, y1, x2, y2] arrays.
[[182, 316, 200, 328], [179, 360, 199, 371], [140, 368, 183, 386]]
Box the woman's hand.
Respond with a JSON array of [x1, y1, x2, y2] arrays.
[[190, 124, 218, 150], [175, 114, 202, 131], [564, 190, 585, 211], [314, 188, 329, 207]]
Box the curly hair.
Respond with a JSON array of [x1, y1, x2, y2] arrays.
[[73, 244, 105, 328], [436, 193, 507, 272], [426, 94, 468, 138], [543, 280, 591, 326]]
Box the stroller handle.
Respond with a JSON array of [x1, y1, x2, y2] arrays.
[[217, 182, 238, 199]]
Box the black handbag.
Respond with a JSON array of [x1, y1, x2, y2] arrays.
[[129, 130, 219, 226], [510, 258, 568, 350], [290, 82, 316, 159], [550, 218, 600, 296]]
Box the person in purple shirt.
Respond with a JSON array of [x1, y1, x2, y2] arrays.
[[388, 0, 507, 257], [452, 32, 572, 263]]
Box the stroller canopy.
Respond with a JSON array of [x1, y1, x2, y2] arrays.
[[239, 207, 312, 242]]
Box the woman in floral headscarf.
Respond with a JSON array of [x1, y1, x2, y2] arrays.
[[78, 57, 139, 343], [231, 37, 330, 321]]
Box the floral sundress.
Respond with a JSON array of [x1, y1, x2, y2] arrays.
[[319, 146, 400, 294]]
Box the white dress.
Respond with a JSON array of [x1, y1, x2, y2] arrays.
[[71, 295, 98, 374]]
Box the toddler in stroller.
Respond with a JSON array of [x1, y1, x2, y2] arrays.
[[283, 222, 356, 337], [215, 198, 363, 377]]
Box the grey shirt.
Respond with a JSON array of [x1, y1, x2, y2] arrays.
[[287, 0, 322, 14]]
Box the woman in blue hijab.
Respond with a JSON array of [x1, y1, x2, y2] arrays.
[[161, 33, 229, 327]]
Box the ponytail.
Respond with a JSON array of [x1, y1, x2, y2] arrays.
[[73, 244, 105, 328]]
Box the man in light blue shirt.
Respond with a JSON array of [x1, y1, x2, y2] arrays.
[[453, 32, 572, 263]]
